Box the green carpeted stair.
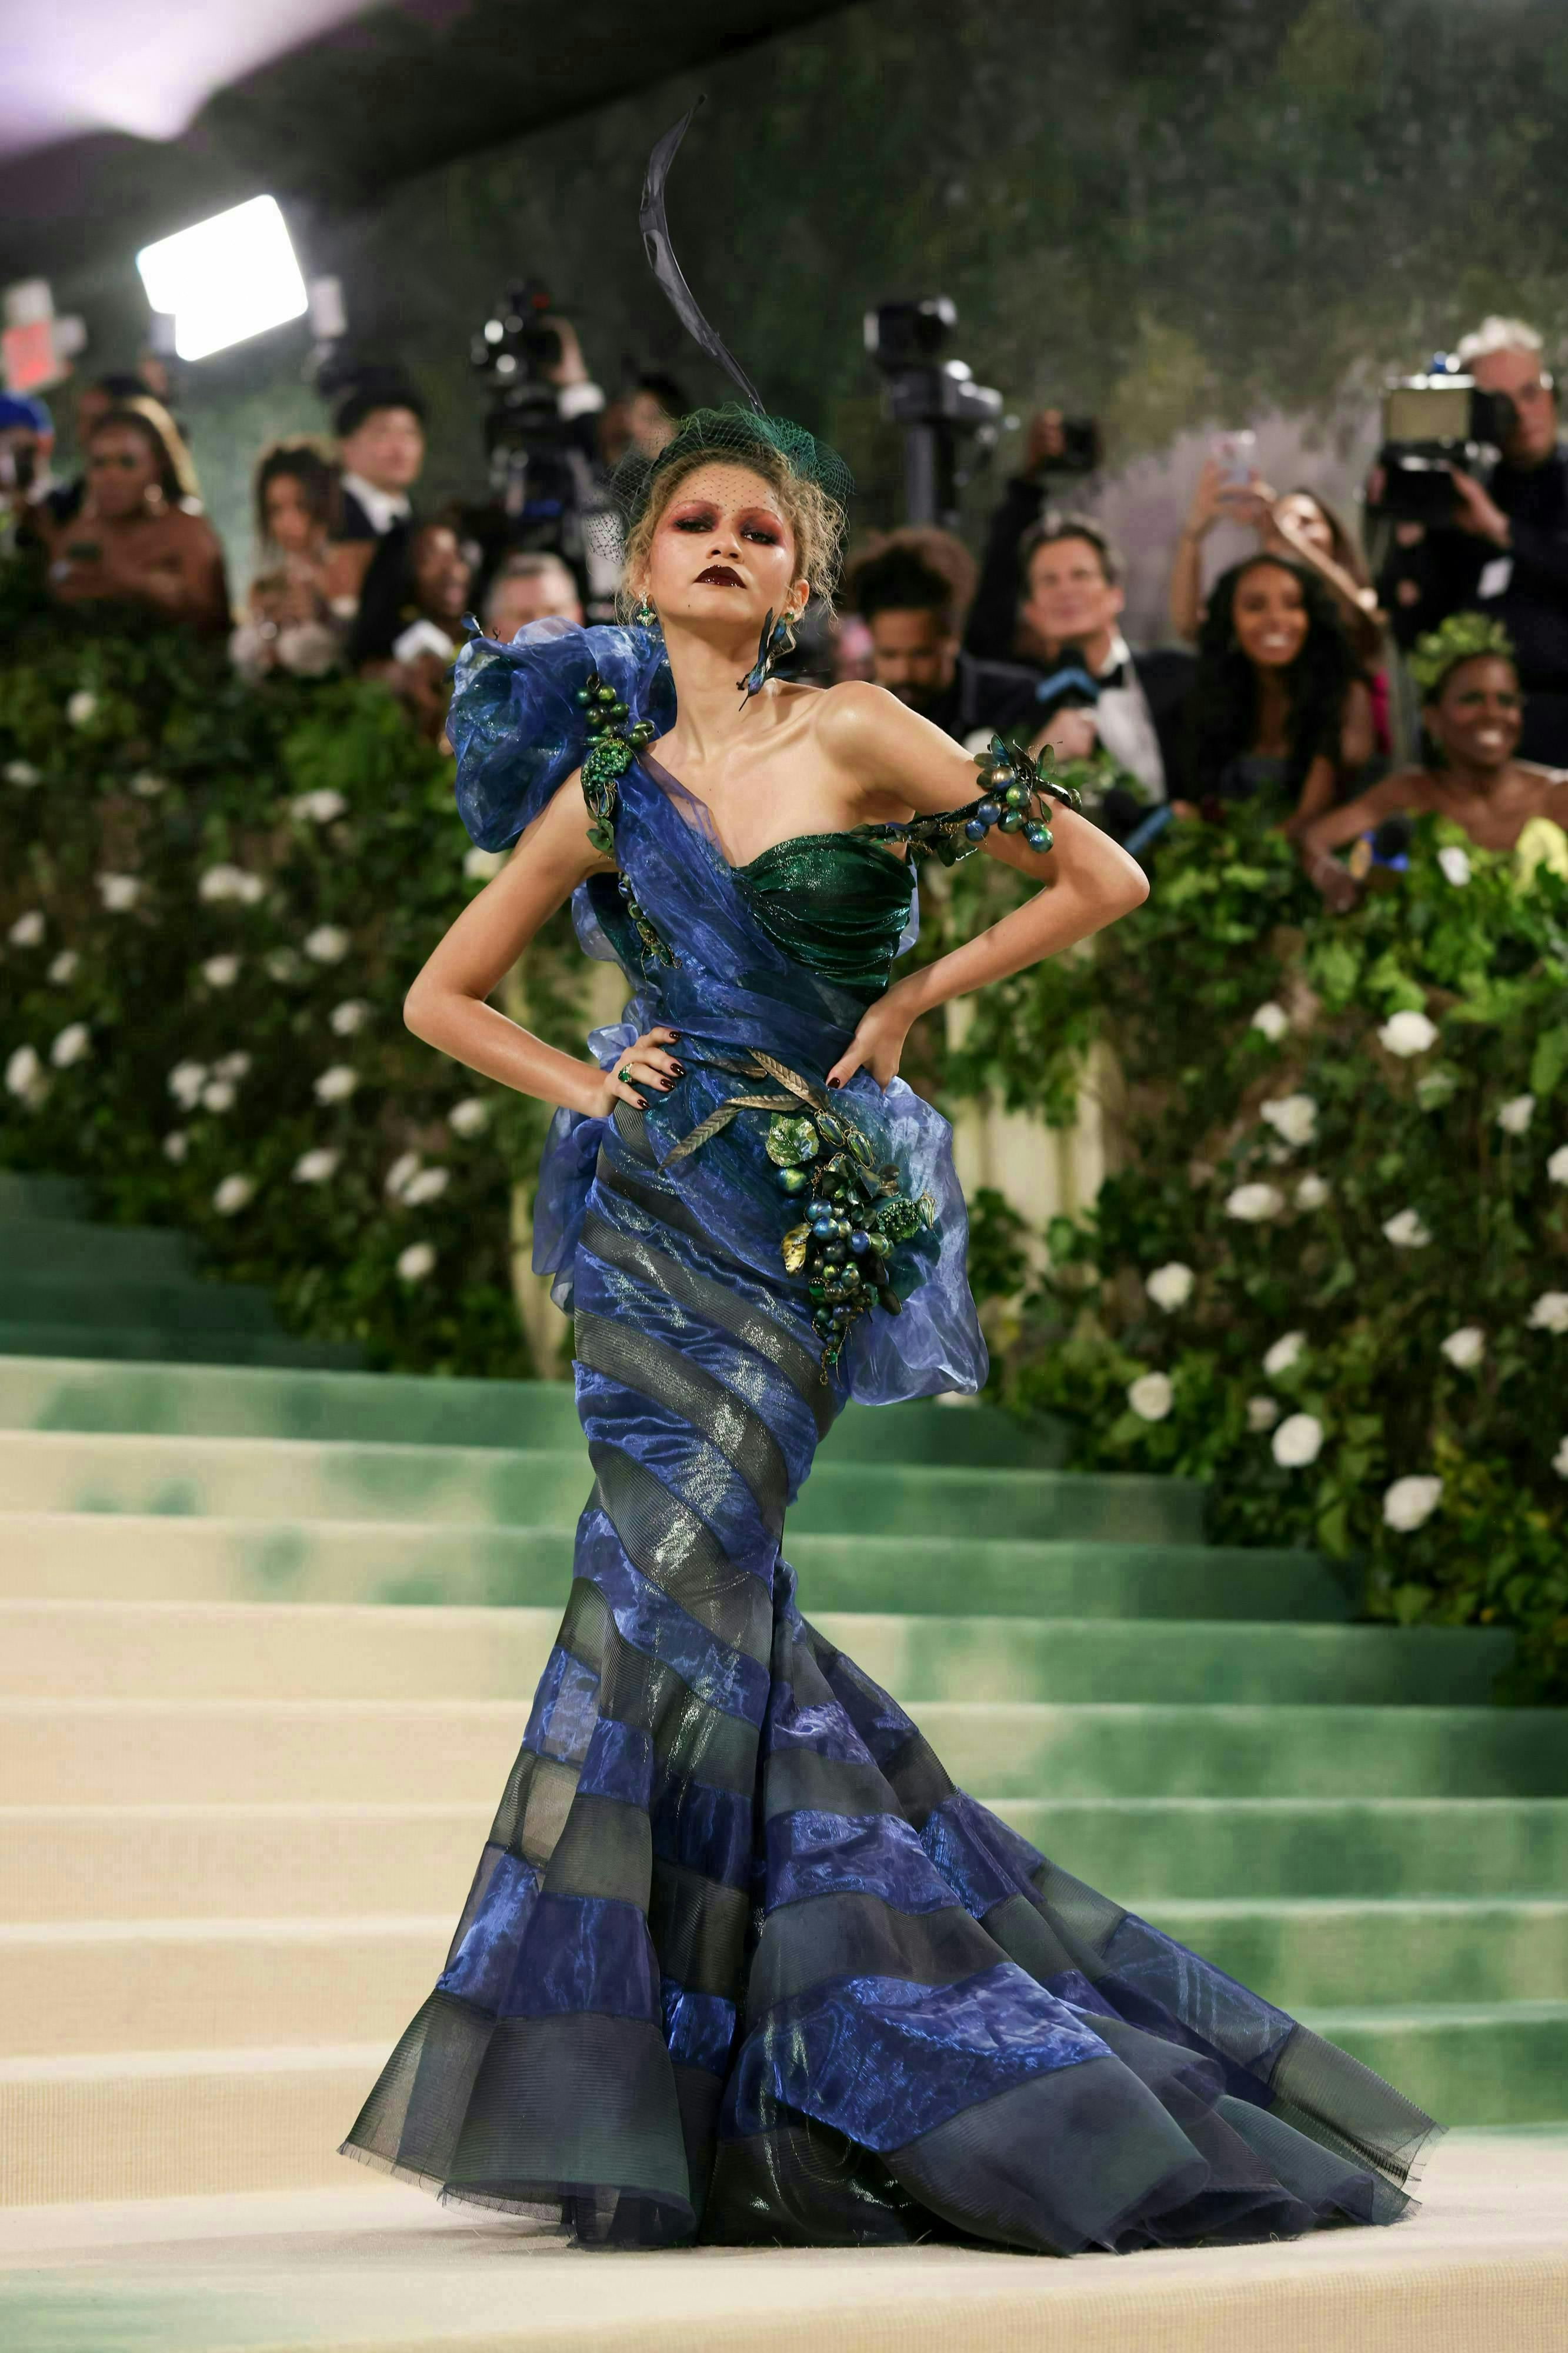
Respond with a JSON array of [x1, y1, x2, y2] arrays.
[[0, 1169, 1562, 2208]]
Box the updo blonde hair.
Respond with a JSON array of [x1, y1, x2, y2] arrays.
[[615, 412, 848, 623]]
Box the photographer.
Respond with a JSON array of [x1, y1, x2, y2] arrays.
[[848, 532, 1039, 744], [1375, 316, 1568, 763]]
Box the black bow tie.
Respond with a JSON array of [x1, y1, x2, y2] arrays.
[[1096, 658, 1128, 691]]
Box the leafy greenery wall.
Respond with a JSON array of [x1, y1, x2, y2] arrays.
[[52, 1, 1568, 585]]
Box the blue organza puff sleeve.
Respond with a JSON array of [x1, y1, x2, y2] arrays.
[[448, 616, 676, 851]]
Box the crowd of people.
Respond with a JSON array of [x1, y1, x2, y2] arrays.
[[2, 310, 1566, 902]]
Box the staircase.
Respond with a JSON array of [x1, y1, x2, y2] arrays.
[[0, 1171, 1565, 2217], [0, 1171, 361, 1369]]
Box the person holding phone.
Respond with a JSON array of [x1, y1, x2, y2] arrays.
[[42, 401, 228, 638], [1169, 449, 1382, 662]]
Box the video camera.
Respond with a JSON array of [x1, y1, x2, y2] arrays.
[[1373, 358, 1519, 524], [865, 298, 1002, 528]]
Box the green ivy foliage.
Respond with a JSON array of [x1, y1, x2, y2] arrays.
[[982, 807, 1568, 1702], [0, 572, 583, 1377]]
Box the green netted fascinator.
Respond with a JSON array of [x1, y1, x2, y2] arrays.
[[1409, 611, 1516, 702], [612, 404, 853, 537]]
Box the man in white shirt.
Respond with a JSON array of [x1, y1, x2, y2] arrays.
[[333, 378, 426, 546]]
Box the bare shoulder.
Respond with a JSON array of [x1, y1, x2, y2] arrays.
[[811, 678, 903, 754]]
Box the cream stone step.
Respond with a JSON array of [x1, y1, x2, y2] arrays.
[[0, 1510, 576, 1607], [0, 1701, 522, 1805], [0, 1917, 449, 2058], [0, 2043, 382, 2206], [2, 2136, 1566, 2353], [0, 1601, 561, 1701], [0, 1802, 488, 1924], [0, 1429, 588, 1528]]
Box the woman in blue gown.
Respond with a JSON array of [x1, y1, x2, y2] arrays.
[[338, 392, 1441, 2252]]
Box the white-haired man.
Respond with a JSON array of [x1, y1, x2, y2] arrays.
[[1378, 316, 1568, 761]]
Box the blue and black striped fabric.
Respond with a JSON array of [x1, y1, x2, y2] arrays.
[[341, 624, 1441, 2251]]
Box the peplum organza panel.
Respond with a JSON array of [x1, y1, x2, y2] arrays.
[[341, 1102, 1441, 2252]]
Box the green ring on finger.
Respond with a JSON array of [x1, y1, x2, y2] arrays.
[[616, 1064, 636, 1086]]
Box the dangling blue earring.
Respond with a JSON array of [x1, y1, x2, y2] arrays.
[[738, 607, 796, 706]]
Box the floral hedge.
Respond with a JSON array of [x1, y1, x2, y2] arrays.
[[948, 806, 1568, 1704], [0, 568, 582, 1378]]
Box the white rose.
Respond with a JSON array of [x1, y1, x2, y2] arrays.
[[1439, 1325, 1486, 1369], [47, 950, 79, 985], [1382, 1208, 1432, 1249], [1247, 1395, 1280, 1432], [1145, 1261, 1194, 1312], [7, 909, 45, 947], [4, 760, 40, 787], [49, 1022, 91, 1069], [1250, 1001, 1289, 1042], [66, 689, 98, 726], [167, 1060, 208, 1109], [1294, 1173, 1330, 1210], [1226, 1182, 1285, 1223], [403, 1165, 450, 1205], [313, 1064, 359, 1104], [293, 1148, 341, 1184], [385, 1151, 422, 1201], [304, 925, 349, 964], [1436, 845, 1472, 888], [201, 954, 241, 989], [162, 1131, 189, 1164], [1548, 1143, 1568, 1186], [1377, 1009, 1438, 1058], [1263, 1331, 1306, 1378], [201, 1079, 236, 1113], [1383, 1474, 1442, 1532], [1272, 1412, 1324, 1469], [212, 1174, 255, 1215], [397, 1241, 437, 1282], [1527, 1291, 1568, 1335], [5, 1044, 46, 1102], [329, 999, 369, 1036], [291, 788, 348, 824], [1260, 1093, 1318, 1148], [266, 949, 302, 982], [198, 864, 262, 905], [464, 845, 507, 881], [448, 1096, 490, 1138], [1496, 1094, 1535, 1136], [129, 770, 167, 799], [1555, 1437, 1568, 1481], [1127, 1371, 1173, 1422], [96, 873, 141, 911], [213, 1052, 251, 1082]]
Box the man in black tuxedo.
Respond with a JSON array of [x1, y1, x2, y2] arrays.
[[969, 514, 1192, 812], [850, 539, 1040, 746], [332, 375, 426, 662]]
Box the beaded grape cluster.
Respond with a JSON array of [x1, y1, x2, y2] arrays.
[[573, 668, 673, 968], [768, 1106, 933, 1373]]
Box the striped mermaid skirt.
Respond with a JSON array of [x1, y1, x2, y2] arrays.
[[340, 1103, 1440, 2251]]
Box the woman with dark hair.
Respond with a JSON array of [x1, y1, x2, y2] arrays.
[[1171, 463, 1384, 661], [42, 404, 228, 638], [1180, 554, 1371, 831], [232, 442, 360, 679]]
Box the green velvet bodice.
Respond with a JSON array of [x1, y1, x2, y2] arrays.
[[732, 831, 914, 1000]]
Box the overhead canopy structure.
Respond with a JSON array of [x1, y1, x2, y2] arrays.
[[0, 0, 852, 285]]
